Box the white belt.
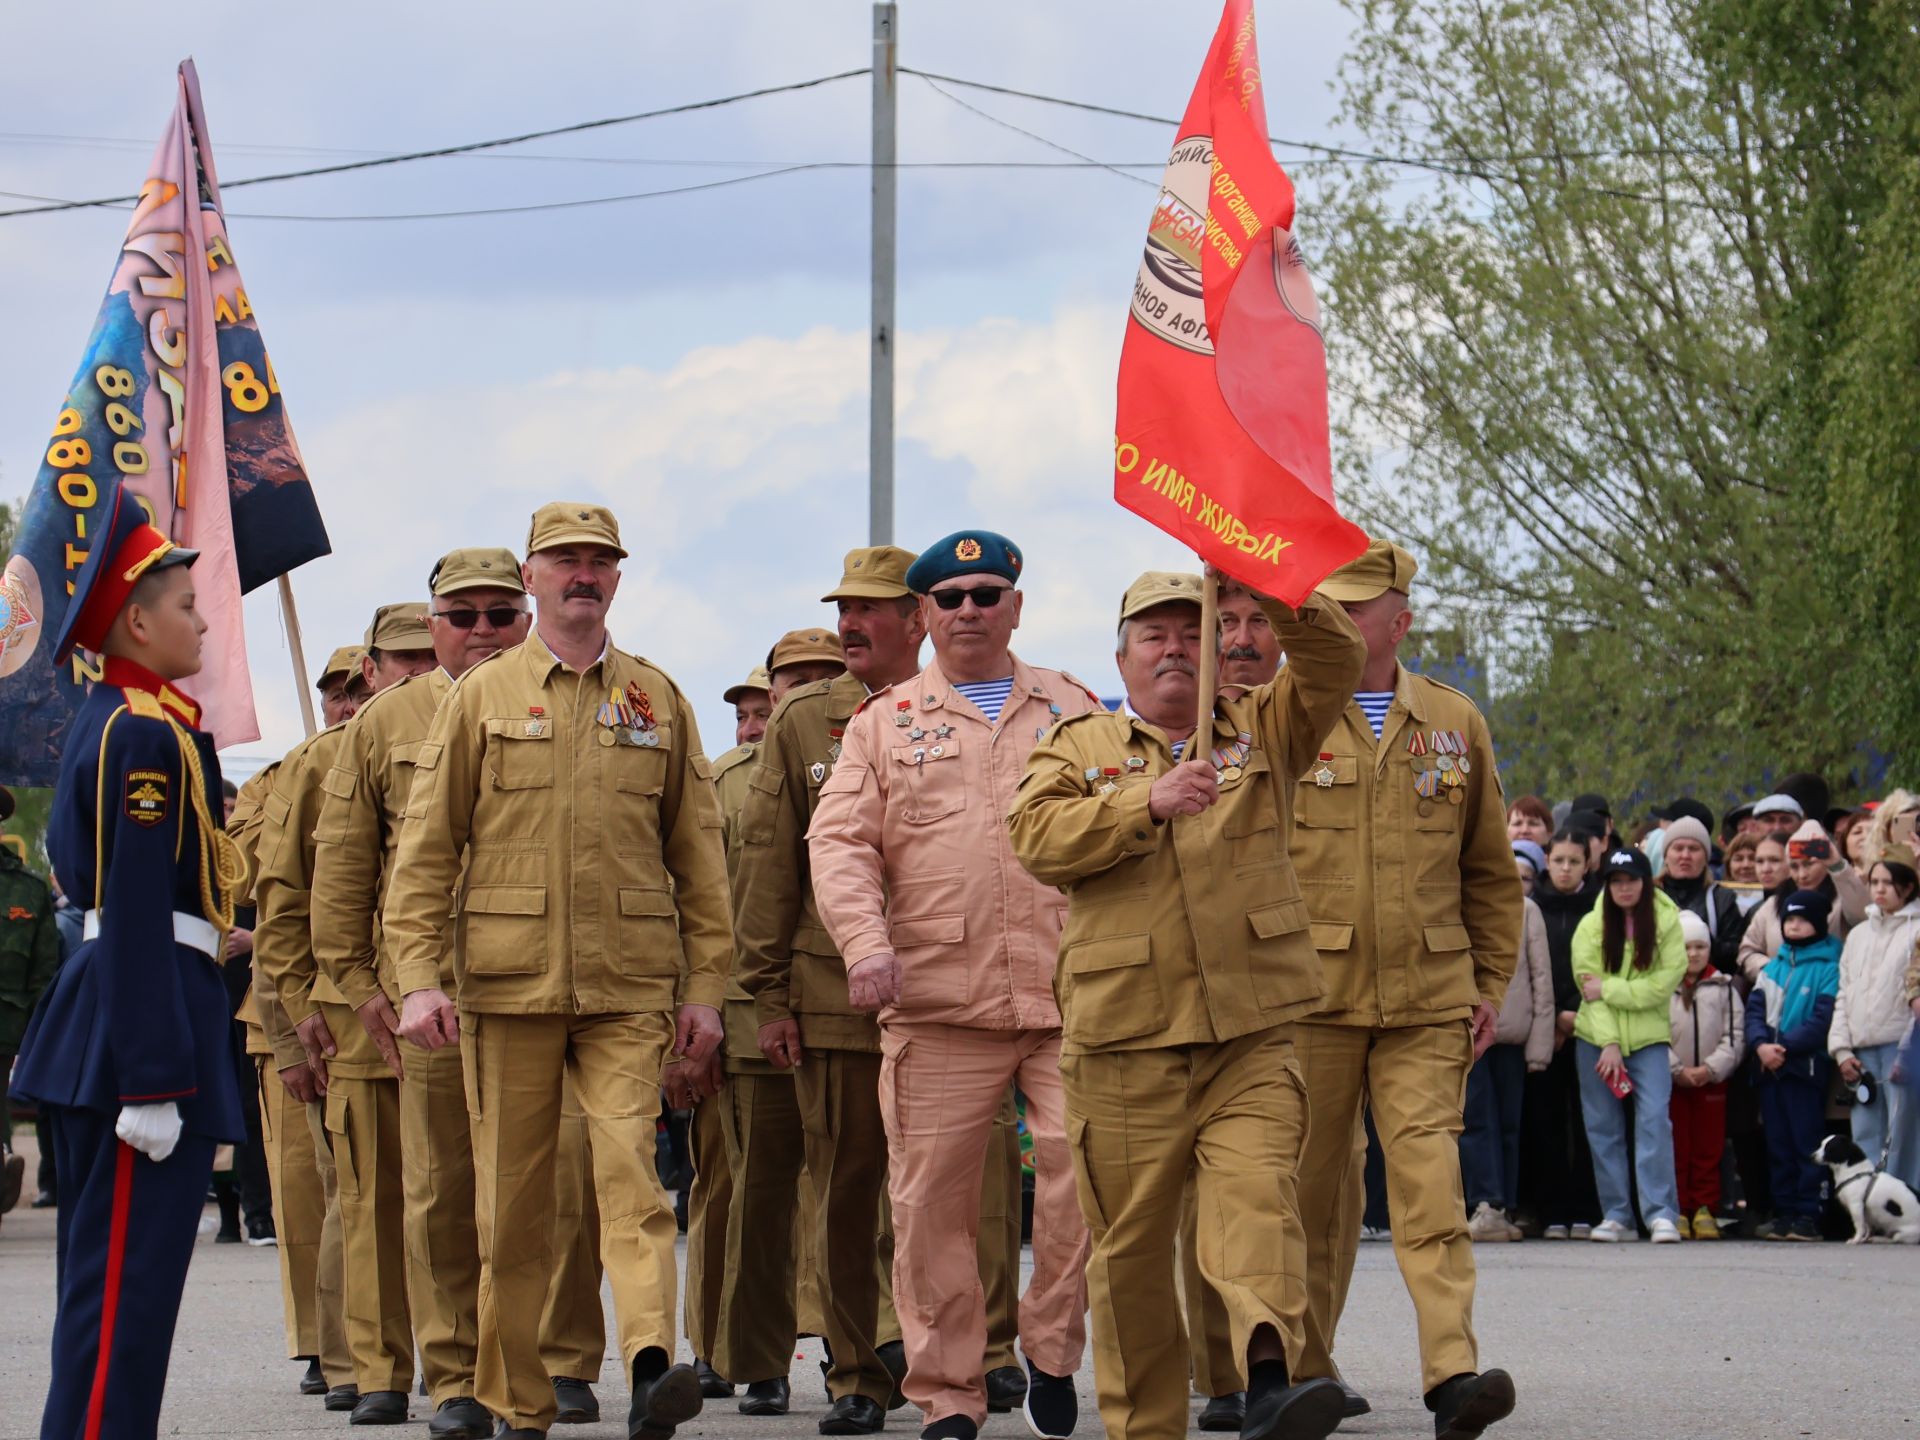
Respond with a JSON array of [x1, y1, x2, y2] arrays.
[[82, 908, 220, 958]]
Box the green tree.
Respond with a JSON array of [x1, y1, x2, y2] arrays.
[[1315, 0, 1919, 808]]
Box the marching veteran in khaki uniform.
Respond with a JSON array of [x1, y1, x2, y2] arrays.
[[1007, 571, 1366, 1440], [1288, 539, 1521, 1440], [681, 644, 840, 1414], [255, 606, 435, 1424], [384, 502, 731, 1440], [231, 758, 353, 1405], [311, 548, 607, 1435], [809, 530, 1095, 1440]]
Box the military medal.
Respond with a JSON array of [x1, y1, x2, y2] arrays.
[[1126, 757, 1146, 772], [1097, 765, 1121, 795], [895, 699, 913, 728], [628, 684, 656, 730], [934, 724, 954, 739], [828, 726, 844, 761], [526, 705, 546, 738], [1408, 730, 1428, 757], [810, 762, 826, 783], [910, 727, 925, 740], [1048, 703, 1062, 716], [1314, 750, 1337, 788]]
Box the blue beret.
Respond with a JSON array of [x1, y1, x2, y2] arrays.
[[905, 530, 1023, 594]]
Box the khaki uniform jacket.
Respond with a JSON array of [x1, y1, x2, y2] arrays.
[[1290, 666, 1519, 1027], [310, 670, 452, 1011], [381, 630, 731, 1016], [808, 656, 1098, 1032], [733, 672, 874, 1052], [228, 763, 285, 1061], [712, 741, 775, 1071], [1007, 595, 1365, 1055], [253, 729, 351, 1072]]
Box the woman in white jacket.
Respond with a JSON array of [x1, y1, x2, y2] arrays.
[[1830, 844, 1920, 1189]]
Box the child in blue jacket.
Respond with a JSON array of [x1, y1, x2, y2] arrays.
[[1746, 889, 1843, 1240]]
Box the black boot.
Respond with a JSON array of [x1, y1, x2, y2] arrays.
[[985, 1366, 1027, 1413], [628, 1351, 703, 1440], [298, 1357, 327, 1396], [740, 1378, 791, 1416], [695, 1360, 734, 1399], [552, 1377, 600, 1423], [1426, 1370, 1516, 1440], [1196, 1392, 1245, 1431], [213, 1181, 242, 1243], [349, 1390, 409, 1425], [1240, 1361, 1343, 1440], [427, 1397, 495, 1439]]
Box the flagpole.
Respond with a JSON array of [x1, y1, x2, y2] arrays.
[[1195, 565, 1218, 738], [277, 575, 318, 738]]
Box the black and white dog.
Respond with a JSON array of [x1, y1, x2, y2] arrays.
[[1812, 1135, 1920, 1244]]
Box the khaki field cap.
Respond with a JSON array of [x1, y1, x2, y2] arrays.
[[768, 628, 845, 672], [723, 665, 772, 706], [821, 545, 918, 602], [430, 546, 527, 597], [1118, 571, 1204, 625], [314, 646, 366, 689], [364, 602, 434, 653], [526, 501, 628, 558], [1316, 537, 1417, 603]]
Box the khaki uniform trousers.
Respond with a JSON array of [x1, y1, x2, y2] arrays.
[[879, 1022, 1087, 1427], [683, 1091, 731, 1366], [257, 1058, 351, 1384], [463, 1010, 677, 1432], [1061, 1027, 1310, 1440], [402, 1038, 608, 1403], [319, 1003, 413, 1393], [1178, 1175, 1240, 1398], [1294, 1020, 1478, 1392]]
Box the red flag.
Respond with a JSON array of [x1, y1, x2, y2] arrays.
[[1114, 0, 1367, 604]]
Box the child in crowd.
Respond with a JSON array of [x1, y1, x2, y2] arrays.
[[1462, 843, 1556, 1241], [1746, 890, 1843, 1240], [1668, 911, 1745, 1238], [1519, 829, 1604, 1239], [1830, 845, 1920, 1190], [1572, 847, 1688, 1243]]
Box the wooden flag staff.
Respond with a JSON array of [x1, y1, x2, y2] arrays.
[[1195, 567, 1218, 741], [278, 574, 318, 738]]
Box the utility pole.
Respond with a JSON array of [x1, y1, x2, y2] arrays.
[[870, 2, 897, 546]]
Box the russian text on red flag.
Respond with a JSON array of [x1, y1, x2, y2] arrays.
[[1114, 0, 1367, 604]]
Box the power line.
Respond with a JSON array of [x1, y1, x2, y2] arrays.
[[914, 74, 1153, 189], [0, 69, 870, 218]]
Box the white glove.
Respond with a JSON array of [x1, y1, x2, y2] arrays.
[[115, 1102, 183, 1162]]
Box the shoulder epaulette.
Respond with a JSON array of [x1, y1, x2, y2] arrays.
[[853, 680, 900, 716], [1408, 671, 1479, 708], [122, 688, 166, 720], [713, 743, 757, 777], [1059, 670, 1103, 705]]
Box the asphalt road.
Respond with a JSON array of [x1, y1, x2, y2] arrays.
[[3, 1133, 1916, 1439]]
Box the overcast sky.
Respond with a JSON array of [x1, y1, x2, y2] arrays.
[[0, 0, 1369, 770]]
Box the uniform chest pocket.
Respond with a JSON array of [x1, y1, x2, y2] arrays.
[[613, 736, 670, 797], [487, 720, 554, 791], [1218, 749, 1278, 866], [1294, 752, 1358, 829], [385, 741, 423, 815], [892, 735, 966, 823]]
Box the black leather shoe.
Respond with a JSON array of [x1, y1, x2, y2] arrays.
[[1427, 1370, 1515, 1440], [325, 1385, 361, 1412], [696, 1360, 734, 1399], [985, 1366, 1027, 1413], [350, 1390, 409, 1425], [1240, 1378, 1343, 1440], [877, 1341, 909, 1411], [1, 1151, 23, 1213], [298, 1357, 327, 1396], [920, 1419, 978, 1440], [553, 1378, 600, 1424], [628, 1362, 703, 1440], [494, 1426, 543, 1440], [740, 1378, 791, 1416], [428, 1397, 494, 1439], [1339, 1381, 1371, 1418], [819, 1395, 886, 1435], [1197, 1392, 1245, 1431]]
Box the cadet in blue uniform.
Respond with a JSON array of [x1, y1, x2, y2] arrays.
[[12, 488, 246, 1440]]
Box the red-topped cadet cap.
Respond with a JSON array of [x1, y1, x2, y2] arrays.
[[51, 485, 197, 664]]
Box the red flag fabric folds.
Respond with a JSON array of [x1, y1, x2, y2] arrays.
[[1114, 0, 1367, 604]]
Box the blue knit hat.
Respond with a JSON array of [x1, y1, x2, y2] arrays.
[[1511, 838, 1548, 878]]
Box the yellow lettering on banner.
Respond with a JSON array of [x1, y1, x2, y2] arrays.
[[222, 362, 270, 413], [1195, 492, 1294, 559], [70, 651, 103, 686], [126, 178, 177, 232], [1210, 161, 1262, 241], [95, 366, 135, 399], [149, 309, 186, 368], [52, 407, 83, 437], [1114, 439, 1140, 474], [1205, 213, 1245, 269], [204, 234, 234, 272], [124, 232, 187, 301], [156, 371, 186, 447], [104, 403, 142, 437], [46, 439, 91, 470], [172, 453, 187, 510], [214, 294, 237, 326], [235, 289, 254, 321], [64, 543, 88, 570], [112, 441, 149, 476], [213, 290, 257, 325], [57, 474, 97, 508]]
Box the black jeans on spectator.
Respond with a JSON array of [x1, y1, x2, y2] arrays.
[[1519, 1041, 1600, 1227]]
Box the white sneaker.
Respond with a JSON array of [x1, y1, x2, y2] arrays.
[[1589, 1219, 1637, 1243], [1468, 1202, 1513, 1242], [1649, 1218, 1682, 1244], [1360, 1225, 1391, 1243]]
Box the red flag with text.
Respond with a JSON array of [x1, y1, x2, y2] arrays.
[[1114, 0, 1366, 604]]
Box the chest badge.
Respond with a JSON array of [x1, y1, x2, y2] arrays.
[[1314, 765, 1336, 788], [810, 761, 827, 783], [124, 768, 170, 826]]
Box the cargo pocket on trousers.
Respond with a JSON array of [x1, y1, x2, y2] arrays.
[[1065, 1112, 1110, 1235], [323, 1090, 356, 1201]]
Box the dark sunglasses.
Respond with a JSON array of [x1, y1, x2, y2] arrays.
[[432, 604, 526, 630], [930, 585, 1010, 611]]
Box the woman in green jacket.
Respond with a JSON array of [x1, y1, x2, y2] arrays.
[[1572, 847, 1689, 1243]]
